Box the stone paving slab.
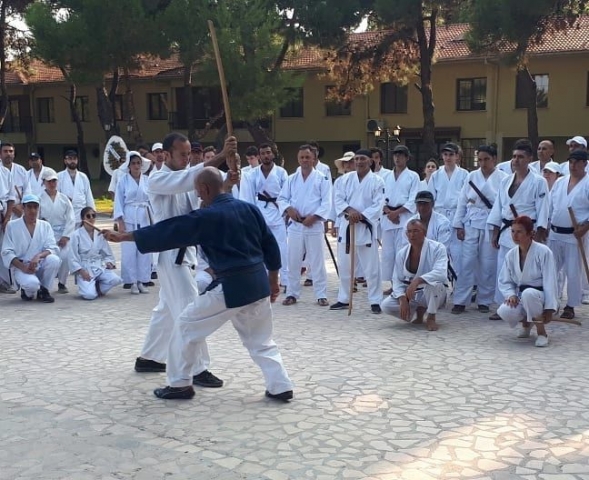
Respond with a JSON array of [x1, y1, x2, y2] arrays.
[[1, 219, 589, 479]]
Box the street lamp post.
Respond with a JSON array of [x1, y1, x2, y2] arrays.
[[374, 125, 402, 169]]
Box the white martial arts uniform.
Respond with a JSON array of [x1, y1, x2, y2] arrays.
[[141, 163, 210, 375], [408, 211, 452, 252], [427, 166, 468, 280], [239, 164, 289, 286], [108, 168, 125, 197], [548, 174, 589, 307], [496, 160, 513, 174], [316, 161, 333, 180], [487, 170, 550, 303], [452, 168, 507, 307], [1, 217, 60, 297], [194, 246, 213, 295], [25, 167, 49, 197], [334, 170, 385, 305], [114, 173, 152, 285], [278, 168, 332, 300], [5, 162, 27, 211], [69, 227, 122, 300], [381, 168, 420, 284], [0, 166, 15, 285], [57, 169, 96, 224], [39, 190, 75, 286], [497, 241, 559, 327], [381, 238, 448, 317], [529, 160, 553, 175]]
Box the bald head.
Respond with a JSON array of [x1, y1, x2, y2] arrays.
[[195, 166, 224, 206]]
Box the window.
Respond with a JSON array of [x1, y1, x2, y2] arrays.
[[147, 93, 168, 120], [37, 97, 54, 123], [114, 94, 125, 121], [461, 138, 486, 170], [516, 73, 549, 108], [456, 78, 487, 111], [325, 86, 351, 116], [279, 88, 304, 118], [380, 83, 408, 114], [72, 96, 89, 122]]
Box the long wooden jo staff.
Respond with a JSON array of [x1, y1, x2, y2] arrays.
[[568, 206, 589, 284], [208, 20, 237, 172], [348, 222, 355, 316]]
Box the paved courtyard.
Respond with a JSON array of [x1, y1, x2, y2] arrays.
[[2, 218, 589, 480]]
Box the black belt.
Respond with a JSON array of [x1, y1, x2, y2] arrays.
[[519, 284, 543, 293], [551, 224, 574, 234], [257, 193, 278, 208], [175, 247, 187, 266], [345, 218, 373, 253], [384, 204, 404, 214], [204, 279, 221, 292]]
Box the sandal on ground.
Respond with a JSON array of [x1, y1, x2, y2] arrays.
[[282, 296, 297, 306]]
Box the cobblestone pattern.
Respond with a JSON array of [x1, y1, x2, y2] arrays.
[[1, 219, 589, 479]]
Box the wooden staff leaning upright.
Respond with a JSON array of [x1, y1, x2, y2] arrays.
[[208, 20, 238, 173], [348, 221, 356, 316]]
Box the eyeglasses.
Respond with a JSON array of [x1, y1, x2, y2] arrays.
[[85, 213, 96, 219]]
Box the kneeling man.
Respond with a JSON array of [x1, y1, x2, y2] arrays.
[[381, 219, 447, 331]]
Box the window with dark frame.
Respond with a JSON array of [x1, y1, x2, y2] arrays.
[[461, 138, 486, 170], [456, 78, 487, 111], [325, 86, 351, 116], [279, 88, 304, 118], [37, 97, 55, 123], [516, 73, 549, 108], [72, 96, 89, 122], [380, 82, 408, 114], [147, 93, 168, 120]]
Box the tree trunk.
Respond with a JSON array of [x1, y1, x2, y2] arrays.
[[96, 84, 114, 141], [63, 73, 88, 174], [0, 4, 9, 129], [246, 120, 273, 146], [108, 70, 120, 136], [184, 64, 195, 140], [415, 9, 438, 166], [123, 67, 142, 144], [518, 67, 539, 148]]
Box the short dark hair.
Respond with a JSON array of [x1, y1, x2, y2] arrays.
[[162, 132, 189, 153], [370, 147, 383, 159], [1, 142, 14, 149], [477, 144, 498, 157], [203, 146, 216, 154], [298, 143, 314, 152], [259, 143, 277, 156], [513, 138, 534, 157], [245, 146, 258, 156]]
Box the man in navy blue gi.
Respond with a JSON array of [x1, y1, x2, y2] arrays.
[[104, 167, 294, 401]]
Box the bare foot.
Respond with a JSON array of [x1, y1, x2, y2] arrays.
[[426, 314, 438, 331], [413, 307, 426, 324]]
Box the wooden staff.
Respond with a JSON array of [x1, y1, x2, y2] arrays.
[[568, 207, 589, 284], [208, 19, 237, 172], [348, 222, 355, 316], [83, 220, 102, 233]]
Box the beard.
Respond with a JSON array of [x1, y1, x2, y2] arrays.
[[67, 163, 78, 170]]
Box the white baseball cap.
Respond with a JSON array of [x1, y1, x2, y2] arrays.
[[151, 142, 163, 152], [542, 161, 561, 174], [566, 136, 587, 148], [41, 168, 58, 182]]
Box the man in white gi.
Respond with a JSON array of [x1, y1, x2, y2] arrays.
[[308, 141, 332, 180], [330, 152, 355, 239], [25, 153, 48, 197], [560, 136, 588, 176], [371, 147, 391, 179], [133, 132, 233, 389], [427, 142, 468, 280], [330, 149, 385, 314], [409, 191, 452, 253], [57, 150, 95, 225], [0, 162, 16, 292], [381, 145, 420, 295], [279, 144, 332, 306], [381, 219, 447, 331], [487, 138, 549, 319], [548, 149, 589, 320], [529, 140, 555, 174], [1, 142, 27, 218], [39, 168, 76, 294], [151, 142, 165, 171], [1, 193, 60, 302], [239, 143, 289, 287], [452, 145, 507, 314]]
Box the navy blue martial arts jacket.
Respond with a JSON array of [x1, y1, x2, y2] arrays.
[[134, 193, 281, 308]]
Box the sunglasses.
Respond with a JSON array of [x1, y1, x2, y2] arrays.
[[85, 213, 96, 219]]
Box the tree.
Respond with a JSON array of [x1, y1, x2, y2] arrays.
[[0, 1, 34, 130], [467, 0, 588, 148], [323, 0, 468, 162]]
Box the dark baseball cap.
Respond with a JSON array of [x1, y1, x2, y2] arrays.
[[64, 149, 78, 157], [29, 152, 41, 160], [392, 145, 410, 156], [568, 149, 588, 162], [441, 142, 459, 154], [415, 190, 434, 203], [190, 142, 203, 152]]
